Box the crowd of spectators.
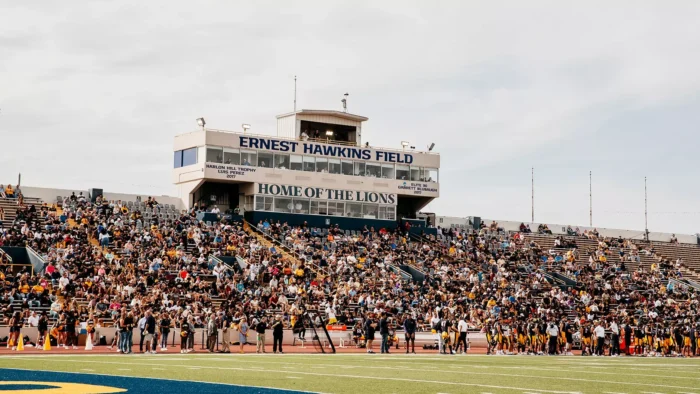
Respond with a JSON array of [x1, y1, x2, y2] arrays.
[[1, 190, 699, 357]]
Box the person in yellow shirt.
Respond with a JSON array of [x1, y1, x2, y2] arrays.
[[5, 184, 14, 198]]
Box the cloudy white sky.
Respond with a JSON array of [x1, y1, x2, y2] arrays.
[[1, 1, 699, 234]]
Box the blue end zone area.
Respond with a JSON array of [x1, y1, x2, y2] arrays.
[[0, 368, 312, 394]]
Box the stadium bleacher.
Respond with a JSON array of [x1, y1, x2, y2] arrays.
[[2, 189, 700, 357]]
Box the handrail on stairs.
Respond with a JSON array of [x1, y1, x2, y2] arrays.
[[242, 220, 328, 277]]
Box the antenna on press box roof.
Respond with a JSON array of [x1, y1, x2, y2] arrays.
[[342, 93, 348, 113]]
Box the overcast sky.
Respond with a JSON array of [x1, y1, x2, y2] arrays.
[[1, 1, 699, 234]]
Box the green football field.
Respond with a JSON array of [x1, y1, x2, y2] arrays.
[[0, 353, 698, 394]]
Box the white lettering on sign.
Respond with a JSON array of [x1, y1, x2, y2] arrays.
[[205, 164, 257, 179], [257, 183, 397, 204], [240, 136, 414, 164], [397, 182, 438, 195]]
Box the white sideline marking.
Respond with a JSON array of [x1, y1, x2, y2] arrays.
[[81, 368, 95, 371], [45, 358, 700, 392], [152, 368, 165, 370], [117, 368, 131, 371], [287, 376, 302, 379], [152, 356, 700, 383], [6, 358, 581, 394]]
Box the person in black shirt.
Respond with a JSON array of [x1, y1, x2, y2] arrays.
[[64, 310, 77, 349], [379, 312, 390, 354], [272, 315, 284, 354], [439, 318, 454, 355], [159, 312, 171, 351], [37, 312, 48, 348], [624, 319, 633, 356], [221, 315, 231, 353], [255, 317, 267, 353], [364, 314, 376, 354], [403, 314, 417, 354], [143, 310, 157, 354], [180, 318, 191, 354]]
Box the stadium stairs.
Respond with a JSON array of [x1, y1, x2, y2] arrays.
[[0, 196, 44, 224], [243, 220, 326, 279]]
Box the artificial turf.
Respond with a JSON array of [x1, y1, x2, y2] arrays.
[[0, 353, 697, 394]]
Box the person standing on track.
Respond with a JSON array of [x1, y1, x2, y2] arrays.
[[8, 311, 21, 350], [364, 313, 377, 354], [138, 313, 147, 353], [379, 312, 391, 354], [64, 309, 78, 350], [609, 318, 620, 356], [159, 312, 171, 351], [180, 317, 191, 354], [403, 314, 417, 354], [238, 316, 249, 354], [594, 320, 606, 356], [272, 315, 284, 354], [255, 316, 267, 353], [207, 313, 218, 353], [456, 315, 469, 354], [187, 315, 196, 353], [546, 320, 559, 355], [221, 314, 231, 353], [143, 310, 157, 354]]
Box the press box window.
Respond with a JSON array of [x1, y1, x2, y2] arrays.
[[275, 153, 290, 169], [258, 152, 273, 168], [240, 150, 257, 166], [341, 160, 353, 176], [206, 147, 223, 163], [290, 155, 303, 171], [174, 147, 197, 168], [315, 157, 328, 173], [274, 197, 292, 213], [224, 148, 240, 165], [396, 165, 409, 180]]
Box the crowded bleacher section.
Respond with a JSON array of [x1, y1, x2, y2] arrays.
[[2, 188, 700, 357]]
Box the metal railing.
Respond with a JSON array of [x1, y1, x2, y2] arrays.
[[0, 248, 13, 264]]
